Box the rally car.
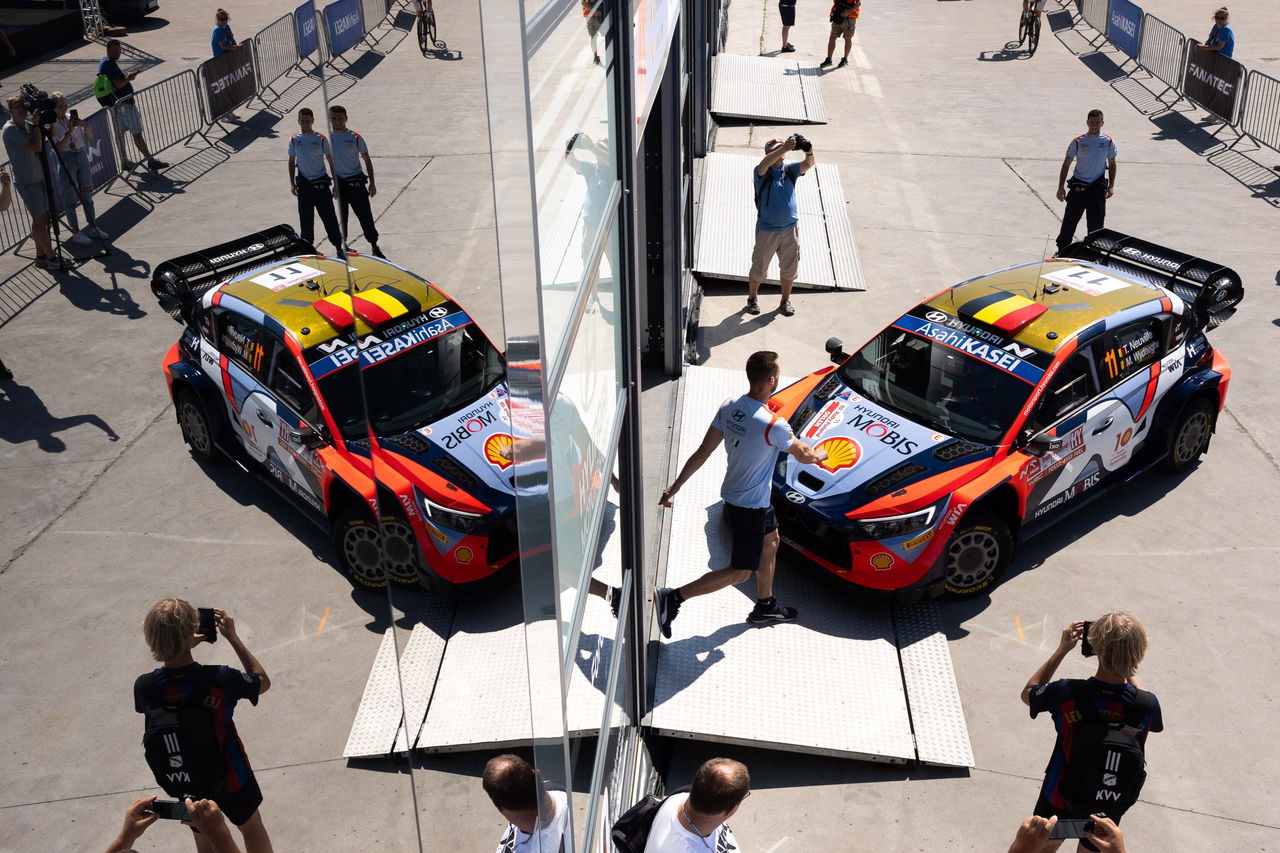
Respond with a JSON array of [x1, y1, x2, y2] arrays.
[[769, 231, 1243, 598], [151, 226, 516, 591]]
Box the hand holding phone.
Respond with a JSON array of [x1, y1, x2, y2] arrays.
[[69, 109, 80, 123], [1049, 818, 1094, 840], [198, 607, 218, 643], [1081, 620, 1095, 657], [151, 798, 193, 821]]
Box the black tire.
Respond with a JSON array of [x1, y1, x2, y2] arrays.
[[332, 508, 427, 590], [426, 10, 437, 47], [942, 510, 1014, 598], [1162, 396, 1215, 474], [417, 13, 429, 53], [1018, 14, 1030, 45], [1028, 16, 1041, 55], [175, 387, 219, 464]]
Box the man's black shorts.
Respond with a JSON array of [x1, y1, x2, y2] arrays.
[[1033, 795, 1123, 853], [724, 503, 778, 572], [202, 776, 263, 828], [778, 0, 796, 26]]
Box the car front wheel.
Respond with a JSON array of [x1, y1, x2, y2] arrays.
[[942, 511, 1013, 598], [333, 509, 426, 590], [1163, 397, 1215, 474]]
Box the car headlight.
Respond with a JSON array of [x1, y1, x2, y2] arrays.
[[417, 490, 487, 534], [852, 506, 936, 540]]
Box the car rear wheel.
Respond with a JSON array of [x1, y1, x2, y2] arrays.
[[942, 511, 1013, 597], [175, 388, 218, 464], [1163, 397, 1215, 474]]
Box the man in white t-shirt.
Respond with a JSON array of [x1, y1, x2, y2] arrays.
[[657, 351, 827, 638], [484, 754, 570, 853], [645, 758, 748, 852]]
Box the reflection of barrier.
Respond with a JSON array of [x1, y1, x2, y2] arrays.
[[1240, 70, 1280, 153], [1106, 0, 1142, 59], [112, 69, 207, 166], [199, 40, 259, 122], [252, 12, 300, 95], [1183, 41, 1245, 124], [361, 0, 387, 37], [1137, 13, 1185, 96], [295, 0, 320, 59], [1080, 0, 1109, 37], [324, 0, 366, 59]]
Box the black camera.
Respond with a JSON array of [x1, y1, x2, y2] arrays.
[[791, 133, 812, 153], [17, 83, 58, 128]]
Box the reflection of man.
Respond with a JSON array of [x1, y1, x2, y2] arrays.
[[483, 754, 569, 853], [656, 351, 827, 638], [644, 758, 748, 852], [564, 132, 609, 269], [287, 108, 344, 255], [328, 105, 384, 258]]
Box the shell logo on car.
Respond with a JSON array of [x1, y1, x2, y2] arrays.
[[484, 433, 514, 469], [870, 553, 895, 571], [817, 436, 862, 472]]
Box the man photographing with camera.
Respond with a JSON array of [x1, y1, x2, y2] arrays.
[[746, 134, 814, 318], [3, 94, 68, 272]]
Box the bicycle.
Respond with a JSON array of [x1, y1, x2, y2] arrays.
[[416, 6, 439, 54], [1017, 8, 1042, 55]]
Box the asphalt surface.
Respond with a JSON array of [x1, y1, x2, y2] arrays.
[[1, 0, 1278, 851]]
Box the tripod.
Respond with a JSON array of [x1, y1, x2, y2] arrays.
[[37, 118, 111, 267]]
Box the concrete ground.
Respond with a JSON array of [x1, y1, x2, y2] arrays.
[[0, 0, 1278, 851]]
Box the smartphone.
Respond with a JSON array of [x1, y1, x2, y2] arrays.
[[198, 607, 218, 643], [69, 109, 79, 122], [1081, 621, 1094, 657], [1049, 818, 1093, 839], [152, 798, 192, 821]]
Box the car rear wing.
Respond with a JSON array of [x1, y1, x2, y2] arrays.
[[151, 225, 317, 323], [1060, 230, 1243, 331]]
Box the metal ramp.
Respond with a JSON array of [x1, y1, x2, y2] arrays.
[[693, 153, 867, 291], [344, 507, 624, 758], [711, 54, 827, 124], [647, 366, 973, 767]]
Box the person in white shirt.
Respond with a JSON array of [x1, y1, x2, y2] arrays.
[[645, 758, 747, 852], [484, 754, 570, 853]]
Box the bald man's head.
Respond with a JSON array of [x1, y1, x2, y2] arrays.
[[688, 758, 751, 815]]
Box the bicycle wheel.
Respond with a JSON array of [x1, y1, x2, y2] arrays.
[[416, 12, 429, 52], [425, 10, 437, 47], [1028, 15, 1041, 55], [1017, 13, 1030, 46]]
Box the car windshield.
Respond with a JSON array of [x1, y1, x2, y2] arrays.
[[837, 327, 1034, 444], [316, 323, 505, 440]]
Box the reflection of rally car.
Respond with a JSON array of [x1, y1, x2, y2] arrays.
[[151, 226, 515, 591], [770, 231, 1243, 598]]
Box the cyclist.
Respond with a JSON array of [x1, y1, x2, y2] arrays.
[[1022, 0, 1047, 18]]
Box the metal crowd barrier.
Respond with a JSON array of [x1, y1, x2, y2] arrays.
[[0, 158, 34, 256], [111, 68, 207, 166], [1080, 0, 1109, 37], [1136, 12, 1186, 95], [361, 0, 387, 35], [1241, 70, 1280, 154], [252, 11, 301, 93]]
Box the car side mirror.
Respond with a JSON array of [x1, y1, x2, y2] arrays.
[[1025, 432, 1062, 457], [290, 425, 326, 450], [825, 336, 847, 365]]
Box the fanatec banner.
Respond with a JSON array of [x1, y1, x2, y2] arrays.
[[1107, 0, 1143, 59], [1184, 42, 1245, 122], [201, 41, 258, 120]]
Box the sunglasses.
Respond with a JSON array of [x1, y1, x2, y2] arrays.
[[1214, 14, 1226, 19]]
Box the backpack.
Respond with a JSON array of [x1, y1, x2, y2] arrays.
[[610, 786, 690, 853], [93, 72, 118, 108], [139, 671, 226, 799], [1056, 684, 1152, 816]]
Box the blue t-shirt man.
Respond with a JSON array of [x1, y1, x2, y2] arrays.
[[754, 162, 802, 231], [288, 130, 330, 180], [329, 129, 368, 179], [98, 56, 134, 99], [1065, 132, 1117, 183], [711, 394, 795, 508]]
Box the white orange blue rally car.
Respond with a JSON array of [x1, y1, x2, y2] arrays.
[[151, 226, 516, 591], [769, 231, 1243, 597]]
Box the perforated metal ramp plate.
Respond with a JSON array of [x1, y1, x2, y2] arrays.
[[896, 601, 975, 768], [391, 596, 456, 753], [693, 153, 866, 291], [343, 628, 405, 759], [711, 54, 828, 124], [648, 366, 916, 762]]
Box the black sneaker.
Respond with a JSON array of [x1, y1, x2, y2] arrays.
[[371, 244, 386, 259], [747, 598, 799, 625], [819, 57, 832, 68], [745, 296, 760, 315], [656, 587, 681, 639], [779, 300, 795, 317], [837, 58, 848, 68], [780, 44, 796, 53], [609, 586, 621, 618], [147, 157, 168, 170]]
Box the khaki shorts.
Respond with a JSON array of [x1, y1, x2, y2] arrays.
[[830, 17, 857, 38], [750, 225, 800, 281], [114, 101, 144, 134]]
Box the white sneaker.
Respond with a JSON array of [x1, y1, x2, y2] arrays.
[[90, 226, 110, 239], [70, 229, 93, 245]]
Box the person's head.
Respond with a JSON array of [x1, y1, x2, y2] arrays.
[[5, 95, 25, 123], [745, 350, 780, 390], [142, 598, 199, 662], [1085, 109, 1104, 133], [1088, 611, 1148, 678], [52, 93, 68, 116], [298, 107, 315, 131], [764, 138, 785, 155], [687, 758, 751, 819], [328, 104, 348, 131], [1214, 6, 1228, 24], [216, 7, 230, 24], [106, 38, 122, 60], [482, 754, 540, 816]]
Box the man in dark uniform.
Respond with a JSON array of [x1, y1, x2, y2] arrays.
[[287, 107, 344, 255]]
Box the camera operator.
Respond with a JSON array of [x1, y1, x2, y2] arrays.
[[3, 94, 68, 272], [747, 133, 814, 318], [50, 93, 107, 246]]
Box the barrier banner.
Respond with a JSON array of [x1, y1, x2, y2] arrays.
[[1184, 42, 1245, 121], [1106, 0, 1142, 58], [296, 0, 319, 57], [84, 109, 119, 192], [324, 0, 364, 57], [201, 41, 258, 120]]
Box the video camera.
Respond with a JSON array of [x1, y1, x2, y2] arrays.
[[16, 83, 58, 128]]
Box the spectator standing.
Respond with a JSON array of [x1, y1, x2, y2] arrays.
[[287, 107, 344, 255], [482, 754, 569, 853], [1054, 110, 1116, 254], [134, 599, 274, 853], [98, 39, 168, 171], [644, 758, 748, 852], [1194, 6, 1234, 58], [819, 0, 860, 69], [746, 136, 813, 317], [1020, 613, 1161, 853], [656, 351, 827, 638], [327, 105, 384, 258], [50, 93, 108, 246], [778, 0, 797, 52], [3, 96, 68, 271], [211, 8, 243, 57]]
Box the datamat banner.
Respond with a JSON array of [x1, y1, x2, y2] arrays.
[[324, 0, 364, 58], [200, 39, 257, 120], [295, 0, 319, 57], [1183, 41, 1245, 122], [1106, 0, 1143, 58]]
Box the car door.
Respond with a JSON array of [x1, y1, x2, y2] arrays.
[[214, 310, 273, 460], [257, 341, 327, 513], [1093, 316, 1167, 472]]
